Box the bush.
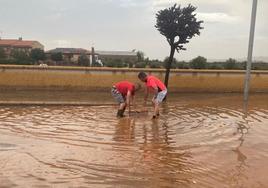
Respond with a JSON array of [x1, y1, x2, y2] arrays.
[[30, 49, 45, 63], [163, 57, 178, 69], [128, 62, 134, 68], [190, 56, 207, 69], [208, 64, 223, 69], [252, 62, 268, 70], [51, 52, 63, 62], [149, 61, 162, 68], [0, 59, 15, 65], [135, 62, 146, 68], [224, 58, 236, 69], [0, 47, 6, 59], [78, 54, 90, 66], [177, 61, 189, 69], [91, 61, 102, 67], [241, 61, 247, 70], [10, 50, 33, 65], [104, 59, 127, 68]]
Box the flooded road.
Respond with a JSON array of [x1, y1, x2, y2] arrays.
[[0, 93, 268, 187]]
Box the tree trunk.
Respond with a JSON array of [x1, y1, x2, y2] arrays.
[[164, 46, 176, 88]]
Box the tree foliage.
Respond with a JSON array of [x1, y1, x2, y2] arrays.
[[78, 54, 90, 66], [104, 59, 127, 68], [135, 62, 146, 68], [224, 58, 236, 69], [190, 56, 207, 69], [163, 57, 178, 69], [149, 60, 162, 68], [10, 49, 32, 65], [155, 4, 203, 87], [137, 51, 145, 62], [0, 47, 6, 59], [30, 49, 45, 63], [51, 52, 63, 62]]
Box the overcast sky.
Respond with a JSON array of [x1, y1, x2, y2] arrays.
[[0, 0, 267, 60]]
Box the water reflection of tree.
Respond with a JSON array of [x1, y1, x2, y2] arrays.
[[141, 118, 195, 187], [112, 103, 197, 187]]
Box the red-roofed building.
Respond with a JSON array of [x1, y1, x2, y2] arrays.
[[0, 38, 44, 57], [46, 48, 91, 64]]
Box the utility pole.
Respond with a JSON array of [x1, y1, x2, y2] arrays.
[[244, 0, 258, 101], [89, 42, 95, 67]]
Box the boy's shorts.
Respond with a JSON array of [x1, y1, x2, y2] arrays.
[[111, 86, 125, 104], [156, 90, 167, 104]]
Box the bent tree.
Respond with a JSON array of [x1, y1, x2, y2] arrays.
[[155, 4, 203, 88]]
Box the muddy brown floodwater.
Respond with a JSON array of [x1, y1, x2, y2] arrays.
[[0, 93, 268, 188]]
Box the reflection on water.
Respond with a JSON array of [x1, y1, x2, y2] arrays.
[[0, 94, 268, 187]]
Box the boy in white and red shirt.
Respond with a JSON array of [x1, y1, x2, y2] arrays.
[[138, 72, 167, 119], [111, 81, 141, 117]]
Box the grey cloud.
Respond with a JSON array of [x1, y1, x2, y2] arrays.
[[0, 0, 267, 60]]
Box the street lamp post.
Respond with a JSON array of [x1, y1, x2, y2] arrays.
[[244, 0, 258, 101]]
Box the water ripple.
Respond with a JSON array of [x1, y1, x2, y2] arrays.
[[0, 94, 267, 187]]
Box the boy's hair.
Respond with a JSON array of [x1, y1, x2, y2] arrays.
[[138, 72, 147, 79]]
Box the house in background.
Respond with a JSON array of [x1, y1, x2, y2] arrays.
[[0, 38, 44, 57], [46, 47, 138, 66], [0, 38, 138, 66], [46, 48, 91, 64]]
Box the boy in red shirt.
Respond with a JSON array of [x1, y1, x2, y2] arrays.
[[138, 72, 167, 119], [111, 81, 141, 117]]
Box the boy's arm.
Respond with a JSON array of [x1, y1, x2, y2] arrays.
[[126, 91, 132, 115], [132, 95, 135, 109], [144, 87, 149, 105]]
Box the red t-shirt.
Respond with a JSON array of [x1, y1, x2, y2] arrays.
[[146, 75, 166, 92], [115, 81, 135, 97]]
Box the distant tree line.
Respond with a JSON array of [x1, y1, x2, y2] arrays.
[[0, 48, 46, 65], [128, 55, 267, 70], [122, 55, 267, 70], [0, 47, 267, 70]]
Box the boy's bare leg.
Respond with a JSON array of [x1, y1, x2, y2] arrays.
[[117, 103, 126, 117], [154, 103, 160, 117], [156, 103, 160, 116], [152, 99, 160, 119]]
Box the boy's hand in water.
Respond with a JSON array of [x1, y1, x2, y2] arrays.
[[152, 115, 157, 119], [130, 108, 141, 113], [130, 107, 148, 113], [138, 107, 149, 113], [143, 100, 147, 106]]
